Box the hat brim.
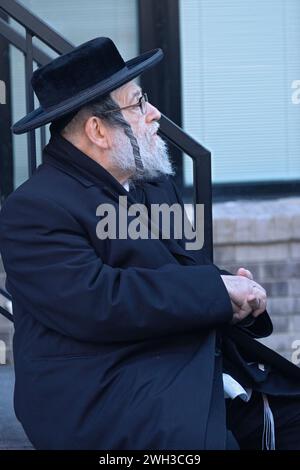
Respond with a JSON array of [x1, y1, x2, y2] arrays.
[[12, 48, 163, 135]]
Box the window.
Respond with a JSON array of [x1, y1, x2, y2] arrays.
[[10, 0, 138, 189], [180, 0, 300, 187]]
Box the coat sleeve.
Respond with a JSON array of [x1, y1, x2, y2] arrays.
[[168, 177, 273, 339], [0, 194, 233, 343]]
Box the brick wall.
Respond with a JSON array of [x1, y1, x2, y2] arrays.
[[0, 255, 13, 364], [212, 197, 300, 362]]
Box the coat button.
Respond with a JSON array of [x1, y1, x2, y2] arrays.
[[215, 347, 222, 357]]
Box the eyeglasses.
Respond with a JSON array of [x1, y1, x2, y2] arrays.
[[101, 92, 149, 116]]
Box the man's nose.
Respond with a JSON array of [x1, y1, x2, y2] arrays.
[[145, 101, 161, 122]]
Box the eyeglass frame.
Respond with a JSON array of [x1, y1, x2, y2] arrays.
[[100, 92, 149, 116]]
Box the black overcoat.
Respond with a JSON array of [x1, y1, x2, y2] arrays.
[[1, 133, 300, 449]]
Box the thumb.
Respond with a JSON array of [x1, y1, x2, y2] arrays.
[[236, 267, 253, 280]]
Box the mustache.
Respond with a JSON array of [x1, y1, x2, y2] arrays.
[[150, 122, 160, 135], [144, 123, 160, 142]]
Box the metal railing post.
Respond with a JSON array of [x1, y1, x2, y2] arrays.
[[25, 31, 36, 175]]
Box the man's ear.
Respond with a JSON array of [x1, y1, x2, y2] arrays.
[[84, 116, 110, 150]]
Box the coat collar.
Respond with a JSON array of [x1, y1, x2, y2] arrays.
[[44, 132, 164, 196], [43, 132, 198, 265], [44, 132, 128, 193]]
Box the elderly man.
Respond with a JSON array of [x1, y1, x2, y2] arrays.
[[0, 37, 300, 450]]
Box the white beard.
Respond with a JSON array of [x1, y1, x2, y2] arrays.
[[108, 122, 174, 181]]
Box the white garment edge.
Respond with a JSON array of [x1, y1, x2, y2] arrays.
[[123, 181, 130, 191], [222, 373, 252, 402]]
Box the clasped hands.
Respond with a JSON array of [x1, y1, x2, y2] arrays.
[[221, 268, 267, 324]]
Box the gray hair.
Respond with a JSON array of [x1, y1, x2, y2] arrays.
[[62, 93, 144, 177]]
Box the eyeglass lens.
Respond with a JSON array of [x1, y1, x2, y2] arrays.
[[140, 93, 148, 114]]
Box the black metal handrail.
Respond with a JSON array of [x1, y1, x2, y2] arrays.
[[0, 304, 13, 323], [159, 116, 212, 259], [0, 0, 213, 323], [0, 0, 74, 54], [0, 286, 11, 301], [0, 287, 13, 322]]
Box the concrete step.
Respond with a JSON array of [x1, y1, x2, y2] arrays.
[[0, 365, 34, 449]]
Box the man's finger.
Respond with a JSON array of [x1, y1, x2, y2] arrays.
[[247, 297, 261, 315], [247, 296, 259, 308], [252, 303, 267, 317], [247, 294, 267, 317], [236, 267, 253, 280]]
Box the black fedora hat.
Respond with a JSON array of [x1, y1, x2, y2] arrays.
[[12, 37, 163, 135]]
